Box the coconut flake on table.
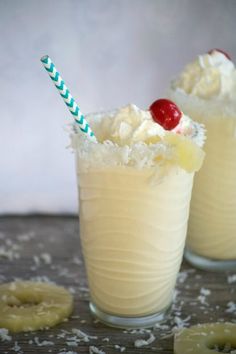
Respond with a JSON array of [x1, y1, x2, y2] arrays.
[[200, 288, 211, 296], [50, 264, 78, 279], [177, 269, 195, 284], [228, 274, 236, 284], [40, 252, 52, 264], [134, 333, 156, 348], [11, 341, 22, 353], [29, 275, 54, 283], [68, 286, 76, 294], [57, 328, 97, 345], [226, 302, 236, 314], [0, 245, 21, 261], [72, 256, 82, 265], [34, 337, 54, 346], [66, 340, 78, 347], [172, 315, 191, 332], [125, 328, 151, 335], [33, 255, 40, 267], [16, 231, 35, 242], [114, 344, 126, 352], [197, 287, 211, 306], [0, 328, 12, 342], [89, 346, 106, 354], [32, 253, 52, 269], [72, 328, 97, 341], [154, 323, 170, 330]]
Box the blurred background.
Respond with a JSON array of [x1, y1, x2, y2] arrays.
[[0, 0, 236, 214]]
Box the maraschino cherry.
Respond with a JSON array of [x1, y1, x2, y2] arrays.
[[149, 99, 182, 130], [208, 48, 231, 61]]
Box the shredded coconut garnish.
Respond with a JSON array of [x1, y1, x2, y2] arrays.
[[32, 253, 52, 269], [71, 104, 205, 173], [34, 337, 54, 346], [0, 328, 12, 342], [72, 256, 82, 265], [0, 244, 21, 261], [11, 341, 22, 353], [114, 344, 126, 352], [40, 253, 52, 264], [16, 232, 35, 242], [29, 275, 54, 283], [134, 333, 156, 348], [173, 315, 191, 331], [198, 287, 211, 305], [89, 346, 106, 354], [71, 328, 97, 341], [228, 275, 236, 284], [226, 302, 236, 314]]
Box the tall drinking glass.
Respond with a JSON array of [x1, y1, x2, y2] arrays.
[[72, 109, 201, 328]]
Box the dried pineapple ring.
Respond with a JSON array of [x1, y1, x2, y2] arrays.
[[0, 281, 73, 332], [174, 323, 236, 354]]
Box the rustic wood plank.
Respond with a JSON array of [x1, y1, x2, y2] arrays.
[[0, 216, 235, 354]]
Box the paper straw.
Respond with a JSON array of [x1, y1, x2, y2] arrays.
[[40, 55, 97, 143]]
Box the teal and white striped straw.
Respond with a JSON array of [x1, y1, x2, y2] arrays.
[[40, 55, 97, 143]]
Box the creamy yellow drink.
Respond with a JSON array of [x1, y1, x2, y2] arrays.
[[72, 102, 205, 327], [169, 50, 236, 269]]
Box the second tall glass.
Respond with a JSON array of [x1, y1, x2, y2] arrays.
[[170, 90, 236, 271]]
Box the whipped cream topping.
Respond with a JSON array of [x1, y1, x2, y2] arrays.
[[171, 50, 236, 99], [75, 104, 204, 146], [94, 104, 166, 145], [71, 104, 205, 172]]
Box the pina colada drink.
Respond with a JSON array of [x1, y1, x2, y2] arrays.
[[169, 49, 236, 270], [72, 101, 205, 327]]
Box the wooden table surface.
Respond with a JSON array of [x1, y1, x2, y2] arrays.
[[0, 215, 235, 354]]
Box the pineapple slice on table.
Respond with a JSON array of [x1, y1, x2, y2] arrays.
[[0, 281, 73, 332]]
